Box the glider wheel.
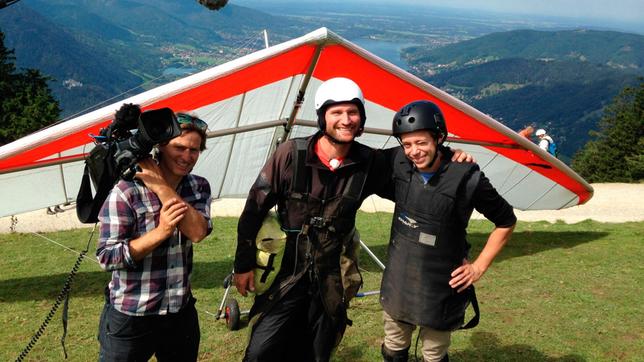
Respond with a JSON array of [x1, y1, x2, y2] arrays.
[[225, 298, 241, 331]]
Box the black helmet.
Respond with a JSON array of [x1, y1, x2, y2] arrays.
[[392, 100, 447, 144]]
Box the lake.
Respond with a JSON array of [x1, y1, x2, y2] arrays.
[[350, 38, 415, 70], [163, 67, 198, 76]]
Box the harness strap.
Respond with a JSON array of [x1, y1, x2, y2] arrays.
[[342, 154, 371, 202], [288, 137, 371, 228], [460, 287, 480, 330], [256, 254, 277, 283], [291, 138, 309, 196], [290, 137, 371, 200]]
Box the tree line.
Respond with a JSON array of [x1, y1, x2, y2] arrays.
[[0, 30, 641, 182], [0, 31, 60, 145], [572, 79, 644, 182]]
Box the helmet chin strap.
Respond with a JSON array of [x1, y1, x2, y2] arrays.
[[425, 136, 445, 170], [425, 149, 440, 170]]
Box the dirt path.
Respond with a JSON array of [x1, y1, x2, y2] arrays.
[[0, 183, 641, 234], [359, 183, 644, 223]]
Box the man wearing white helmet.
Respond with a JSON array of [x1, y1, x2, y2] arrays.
[[233, 77, 383, 361], [233, 77, 471, 361], [536, 128, 556, 155]]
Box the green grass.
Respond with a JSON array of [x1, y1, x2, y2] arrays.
[[0, 214, 642, 361]]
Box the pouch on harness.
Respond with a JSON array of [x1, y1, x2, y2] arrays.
[[253, 212, 287, 295], [76, 142, 120, 223]]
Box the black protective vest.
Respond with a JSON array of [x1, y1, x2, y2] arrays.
[[271, 138, 371, 322], [380, 150, 480, 331]]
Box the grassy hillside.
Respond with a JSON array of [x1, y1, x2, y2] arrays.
[[0, 215, 642, 361]]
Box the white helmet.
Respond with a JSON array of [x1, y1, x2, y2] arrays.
[[535, 128, 546, 136], [314, 77, 366, 131]]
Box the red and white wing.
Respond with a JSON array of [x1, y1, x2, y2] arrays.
[[0, 28, 593, 218]]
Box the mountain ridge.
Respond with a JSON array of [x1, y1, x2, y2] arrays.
[[404, 29, 644, 159], [1, 0, 298, 116], [405, 29, 644, 74], [2, 3, 642, 159]]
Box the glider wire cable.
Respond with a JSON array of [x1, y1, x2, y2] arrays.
[[15, 224, 98, 362]]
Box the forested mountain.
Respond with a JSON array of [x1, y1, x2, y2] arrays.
[[405, 29, 644, 74], [0, 0, 304, 117], [0, 4, 143, 116], [404, 30, 644, 159], [3, 1, 643, 160]]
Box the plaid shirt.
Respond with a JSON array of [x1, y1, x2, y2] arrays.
[[97, 174, 212, 316]]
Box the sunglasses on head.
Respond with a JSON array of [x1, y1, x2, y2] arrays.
[[176, 113, 208, 132]]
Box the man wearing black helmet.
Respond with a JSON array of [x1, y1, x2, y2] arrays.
[[379, 100, 516, 362]]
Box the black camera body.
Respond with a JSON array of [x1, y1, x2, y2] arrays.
[[105, 105, 181, 180], [76, 104, 181, 223]]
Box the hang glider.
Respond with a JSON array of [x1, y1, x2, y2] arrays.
[[0, 27, 593, 218]]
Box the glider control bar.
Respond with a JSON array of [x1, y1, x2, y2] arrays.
[[0, 118, 522, 176], [291, 120, 522, 149], [0, 154, 87, 175], [205, 119, 521, 150], [0, 120, 291, 175], [205, 119, 287, 139]]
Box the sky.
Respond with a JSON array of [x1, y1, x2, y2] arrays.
[[261, 0, 644, 26], [398, 0, 644, 23]]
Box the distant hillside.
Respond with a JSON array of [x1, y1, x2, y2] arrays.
[[405, 29, 644, 74], [404, 29, 644, 160], [0, 0, 303, 117], [0, 3, 144, 117]]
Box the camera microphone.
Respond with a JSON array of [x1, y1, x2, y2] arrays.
[[113, 103, 141, 135]]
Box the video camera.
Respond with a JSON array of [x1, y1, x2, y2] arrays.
[[76, 104, 181, 223], [101, 104, 181, 179]]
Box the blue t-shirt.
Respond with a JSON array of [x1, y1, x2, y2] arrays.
[[420, 172, 435, 184]]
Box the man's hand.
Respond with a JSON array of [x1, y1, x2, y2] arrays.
[[135, 158, 171, 195], [234, 271, 255, 297], [449, 258, 484, 293], [451, 149, 475, 163], [128, 197, 187, 261], [157, 198, 187, 239]]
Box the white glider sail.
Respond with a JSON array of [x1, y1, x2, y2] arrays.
[[0, 28, 593, 218]]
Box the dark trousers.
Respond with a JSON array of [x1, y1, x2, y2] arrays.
[[98, 296, 200, 362], [243, 277, 343, 362]]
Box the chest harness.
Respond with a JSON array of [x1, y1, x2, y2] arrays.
[[254, 138, 371, 323]]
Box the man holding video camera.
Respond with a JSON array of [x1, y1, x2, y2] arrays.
[[96, 106, 212, 362]]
